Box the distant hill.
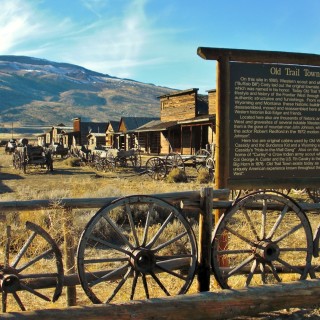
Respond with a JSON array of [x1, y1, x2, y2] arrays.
[[0, 55, 176, 129]]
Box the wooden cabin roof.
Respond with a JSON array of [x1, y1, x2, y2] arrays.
[[134, 120, 178, 132], [118, 117, 159, 132]]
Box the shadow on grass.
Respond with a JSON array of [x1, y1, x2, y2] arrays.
[[0, 171, 25, 193]]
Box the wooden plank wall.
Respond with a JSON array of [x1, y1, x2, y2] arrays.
[[208, 90, 216, 115], [160, 92, 197, 121]]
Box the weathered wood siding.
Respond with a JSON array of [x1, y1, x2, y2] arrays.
[[137, 132, 160, 154], [208, 90, 217, 115], [160, 91, 197, 121]]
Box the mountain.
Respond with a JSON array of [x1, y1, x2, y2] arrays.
[[0, 56, 176, 128]]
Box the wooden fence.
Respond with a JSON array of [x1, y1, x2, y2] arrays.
[[2, 188, 320, 318], [0, 188, 229, 307]]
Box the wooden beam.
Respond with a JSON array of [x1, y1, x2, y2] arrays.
[[3, 280, 320, 320], [197, 47, 320, 65]]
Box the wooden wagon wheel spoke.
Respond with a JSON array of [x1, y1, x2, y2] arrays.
[[77, 195, 197, 304], [142, 274, 150, 299], [89, 263, 130, 287], [150, 271, 170, 296], [16, 248, 55, 273], [224, 226, 257, 247], [260, 200, 267, 239], [19, 283, 51, 301], [224, 255, 255, 279], [130, 271, 139, 300], [152, 231, 188, 252], [273, 223, 304, 244], [275, 257, 304, 275], [156, 264, 188, 281], [146, 211, 175, 248], [268, 262, 282, 282], [245, 259, 258, 286], [88, 235, 132, 256], [102, 215, 134, 250], [11, 232, 37, 268], [106, 268, 133, 303], [211, 191, 313, 289], [12, 293, 25, 311], [242, 208, 259, 240], [266, 205, 289, 239], [141, 205, 153, 246], [126, 203, 140, 247]]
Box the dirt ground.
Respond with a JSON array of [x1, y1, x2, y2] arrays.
[[1, 148, 320, 319]]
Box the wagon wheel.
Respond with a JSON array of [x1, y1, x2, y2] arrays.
[[1, 222, 63, 312], [165, 153, 185, 173], [77, 195, 197, 304], [211, 190, 313, 289], [102, 159, 115, 172], [195, 149, 210, 171], [145, 157, 166, 180], [205, 157, 215, 182], [12, 151, 20, 169], [21, 152, 27, 174], [129, 154, 141, 169]]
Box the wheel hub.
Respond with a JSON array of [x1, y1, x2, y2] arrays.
[[130, 249, 156, 274], [255, 241, 280, 262]]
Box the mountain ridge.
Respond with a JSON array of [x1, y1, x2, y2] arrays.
[[0, 55, 176, 127]]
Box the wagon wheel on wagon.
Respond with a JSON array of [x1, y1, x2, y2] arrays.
[[1, 222, 63, 312], [145, 157, 166, 180], [165, 153, 185, 173], [77, 195, 197, 304], [12, 151, 21, 170], [195, 149, 211, 171], [211, 190, 313, 289], [130, 154, 142, 169], [205, 157, 215, 182]]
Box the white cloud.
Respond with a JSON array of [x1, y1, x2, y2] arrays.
[[0, 0, 185, 82]]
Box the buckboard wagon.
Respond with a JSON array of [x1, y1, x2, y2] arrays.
[[12, 140, 53, 173], [145, 150, 215, 180]]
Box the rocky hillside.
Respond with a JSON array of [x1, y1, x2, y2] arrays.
[[0, 56, 175, 129]]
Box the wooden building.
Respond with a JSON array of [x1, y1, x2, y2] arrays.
[[134, 120, 178, 154], [158, 88, 215, 154], [87, 133, 106, 151], [71, 118, 108, 146], [105, 120, 120, 149], [115, 117, 159, 150]]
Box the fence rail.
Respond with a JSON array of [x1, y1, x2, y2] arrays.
[[2, 279, 320, 320]]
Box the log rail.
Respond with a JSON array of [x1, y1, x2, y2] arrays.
[[2, 279, 320, 320]]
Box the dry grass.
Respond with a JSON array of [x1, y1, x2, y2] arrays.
[[1, 148, 320, 316], [0, 149, 203, 312]]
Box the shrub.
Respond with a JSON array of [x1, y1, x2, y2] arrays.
[[197, 168, 211, 184], [166, 168, 188, 183], [63, 157, 81, 167]]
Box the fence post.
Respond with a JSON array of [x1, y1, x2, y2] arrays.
[[197, 187, 213, 292], [63, 206, 77, 306]]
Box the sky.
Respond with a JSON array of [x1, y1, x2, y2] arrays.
[[1, 0, 320, 94]]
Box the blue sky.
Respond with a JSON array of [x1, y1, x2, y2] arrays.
[[1, 0, 320, 93]]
